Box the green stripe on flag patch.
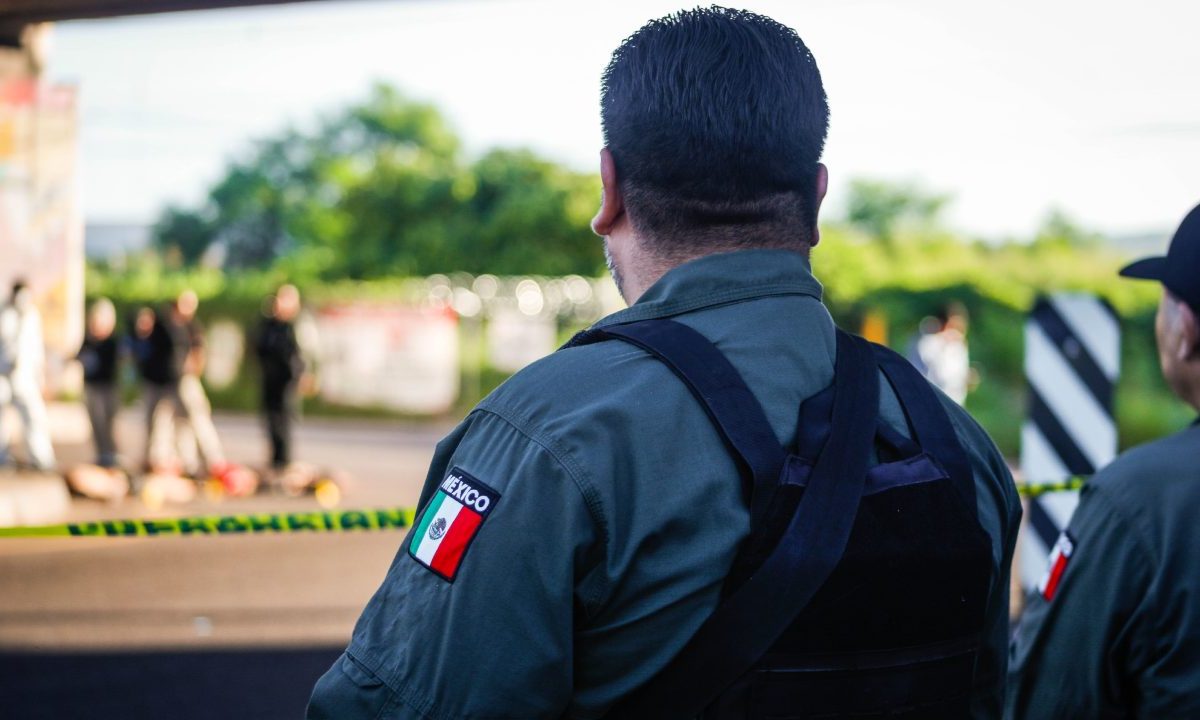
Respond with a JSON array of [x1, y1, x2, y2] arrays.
[[410, 492, 446, 554]]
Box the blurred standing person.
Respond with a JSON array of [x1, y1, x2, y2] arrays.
[[0, 281, 56, 471], [140, 294, 225, 475], [255, 284, 305, 471], [1007, 204, 1200, 719], [169, 290, 226, 476], [138, 303, 183, 472], [913, 302, 971, 404], [129, 306, 157, 381], [77, 299, 121, 468]]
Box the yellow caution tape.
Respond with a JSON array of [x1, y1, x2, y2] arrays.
[[0, 479, 1089, 537], [0, 507, 415, 538], [1016, 476, 1087, 498]]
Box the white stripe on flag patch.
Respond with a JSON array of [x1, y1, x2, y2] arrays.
[[1018, 491, 1082, 591], [414, 496, 464, 565]]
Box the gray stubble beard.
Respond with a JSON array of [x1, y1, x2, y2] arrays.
[[603, 238, 628, 302]]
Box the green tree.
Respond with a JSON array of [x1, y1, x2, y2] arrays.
[[153, 206, 215, 266], [461, 149, 601, 276], [845, 179, 949, 244], [1033, 209, 1104, 249], [152, 84, 603, 277]]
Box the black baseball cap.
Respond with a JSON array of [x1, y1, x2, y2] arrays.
[[1120, 202, 1200, 312]]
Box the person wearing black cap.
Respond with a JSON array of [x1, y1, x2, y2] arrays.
[[1007, 203, 1200, 719]]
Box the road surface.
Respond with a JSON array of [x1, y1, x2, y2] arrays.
[[0, 408, 449, 718]]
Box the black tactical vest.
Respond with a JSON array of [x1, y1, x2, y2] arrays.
[[569, 319, 994, 719]]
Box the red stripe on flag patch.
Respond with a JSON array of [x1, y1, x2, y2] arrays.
[[430, 508, 483, 579], [1041, 552, 1068, 601], [1038, 532, 1075, 601]]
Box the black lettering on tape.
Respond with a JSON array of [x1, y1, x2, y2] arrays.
[[287, 513, 323, 531], [374, 508, 409, 529], [178, 518, 214, 534], [248, 514, 284, 532], [217, 517, 250, 534], [143, 520, 178, 536], [339, 511, 371, 530]]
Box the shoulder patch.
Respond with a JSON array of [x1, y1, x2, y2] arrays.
[[408, 467, 500, 581], [1038, 531, 1075, 601]]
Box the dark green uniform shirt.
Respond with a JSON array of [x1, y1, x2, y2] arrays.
[[309, 250, 1021, 720], [1008, 420, 1200, 719]]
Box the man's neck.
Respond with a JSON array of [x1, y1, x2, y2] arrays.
[[615, 244, 673, 305]]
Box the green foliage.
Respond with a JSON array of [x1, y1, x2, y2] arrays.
[[90, 221, 1185, 459], [151, 84, 603, 278], [154, 206, 215, 266], [813, 224, 1177, 456], [844, 179, 949, 244], [1034, 209, 1106, 249], [462, 149, 601, 276], [132, 102, 1188, 460]]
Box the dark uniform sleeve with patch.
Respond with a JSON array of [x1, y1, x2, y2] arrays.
[[307, 409, 600, 719], [1006, 484, 1157, 718]]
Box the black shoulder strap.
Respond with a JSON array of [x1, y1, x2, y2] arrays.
[[872, 344, 977, 511], [570, 319, 786, 529], [613, 329, 880, 718]]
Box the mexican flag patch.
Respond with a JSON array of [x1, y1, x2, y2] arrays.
[[409, 467, 500, 581], [1038, 531, 1075, 602]]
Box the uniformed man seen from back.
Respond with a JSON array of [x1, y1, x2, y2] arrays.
[[1008, 203, 1200, 719], [309, 8, 1021, 718]]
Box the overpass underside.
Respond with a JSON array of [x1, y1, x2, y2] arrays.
[[0, 0, 328, 45]]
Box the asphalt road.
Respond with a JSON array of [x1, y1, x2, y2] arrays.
[[0, 646, 344, 719], [0, 408, 449, 718]]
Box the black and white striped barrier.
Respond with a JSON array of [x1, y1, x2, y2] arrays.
[[1017, 294, 1120, 590]]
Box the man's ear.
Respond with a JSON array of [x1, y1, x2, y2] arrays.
[[810, 163, 829, 248], [591, 148, 624, 237], [1178, 300, 1199, 361]]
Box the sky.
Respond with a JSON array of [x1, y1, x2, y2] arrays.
[[47, 0, 1200, 240]]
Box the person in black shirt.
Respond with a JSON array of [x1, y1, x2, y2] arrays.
[[129, 306, 156, 384], [77, 299, 120, 467], [255, 284, 305, 470], [139, 304, 180, 470], [138, 292, 227, 476]]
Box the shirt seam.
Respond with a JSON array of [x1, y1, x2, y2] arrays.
[[348, 648, 538, 720], [1083, 484, 1157, 571], [1080, 485, 1162, 645], [593, 284, 819, 328], [469, 403, 611, 612], [344, 648, 439, 720]]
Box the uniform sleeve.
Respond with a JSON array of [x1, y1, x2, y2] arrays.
[[307, 409, 600, 720], [1006, 485, 1156, 719]]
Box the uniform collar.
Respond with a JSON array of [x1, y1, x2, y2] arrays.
[[591, 249, 823, 329]]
